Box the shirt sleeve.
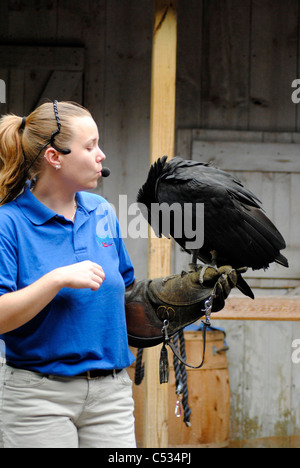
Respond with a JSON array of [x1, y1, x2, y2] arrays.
[[0, 233, 18, 295]]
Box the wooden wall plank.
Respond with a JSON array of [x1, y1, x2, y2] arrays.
[[290, 173, 300, 249], [4, 0, 57, 42], [192, 140, 300, 172], [0, 46, 85, 70], [215, 297, 300, 320], [56, 0, 107, 127], [291, 323, 300, 432], [8, 68, 25, 115], [244, 321, 293, 439], [24, 69, 52, 112], [143, 0, 178, 449], [297, 1, 300, 133], [176, 0, 203, 128], [0, 1, 9, 39], [201, 0, 251, 130], [212, 317, 300, 444], [249, 0, 299, 131], [36, 71, 83, 107]]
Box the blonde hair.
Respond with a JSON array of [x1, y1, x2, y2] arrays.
[[0, 101, 91, 205]]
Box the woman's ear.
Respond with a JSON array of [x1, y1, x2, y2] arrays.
[[43, 147, 62, 170]]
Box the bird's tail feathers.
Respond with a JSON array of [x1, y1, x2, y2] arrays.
[[241, 210, 287, 269]]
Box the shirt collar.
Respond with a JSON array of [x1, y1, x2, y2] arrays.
[[16, 187, 101, 226], [76, 191, 102, 214], [16, 187, 56, 225]]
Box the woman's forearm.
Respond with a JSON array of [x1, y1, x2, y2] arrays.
[[0, 270, 63, 334], [0, 260, 105, 334]]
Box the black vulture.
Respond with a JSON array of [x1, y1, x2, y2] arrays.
[[137, 156, 289, 299]]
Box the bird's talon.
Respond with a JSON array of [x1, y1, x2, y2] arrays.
[[199, 264, 218, 284]]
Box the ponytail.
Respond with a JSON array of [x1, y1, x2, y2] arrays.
[[0, 101, 91, 205], [0, 115, 26, 205]]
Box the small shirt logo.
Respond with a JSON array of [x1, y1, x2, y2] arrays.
[[96, 235, 113, 248]]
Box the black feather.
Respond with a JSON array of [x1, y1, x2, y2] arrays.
[[137, 156, 289, 299]]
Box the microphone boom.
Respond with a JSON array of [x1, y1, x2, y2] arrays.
[[101, 167, 110, 178]]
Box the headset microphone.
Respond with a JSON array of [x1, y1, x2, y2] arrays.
[[101, 167, 111, 178]]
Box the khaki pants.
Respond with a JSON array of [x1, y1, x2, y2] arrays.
[[0, 364, 136, 448]]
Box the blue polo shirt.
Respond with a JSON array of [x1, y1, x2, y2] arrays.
[[0, 186, 135, 376]]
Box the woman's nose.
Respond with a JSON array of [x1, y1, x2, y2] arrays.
[[97, 147, 106, 162]]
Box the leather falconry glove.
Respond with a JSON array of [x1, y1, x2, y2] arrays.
[[125, 265, 246, 348]]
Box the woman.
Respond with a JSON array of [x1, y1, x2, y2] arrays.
[[0, 101, 137, 448], [0, 100, 237, 449]]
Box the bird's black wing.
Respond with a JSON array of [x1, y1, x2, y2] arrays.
[[156, 158, 288, 270], [161, 157, 262, 209], [156, 174, 255, 267]]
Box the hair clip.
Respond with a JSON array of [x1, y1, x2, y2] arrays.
[[19, 116, 26, 131], [50, 100, 71, 155]]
